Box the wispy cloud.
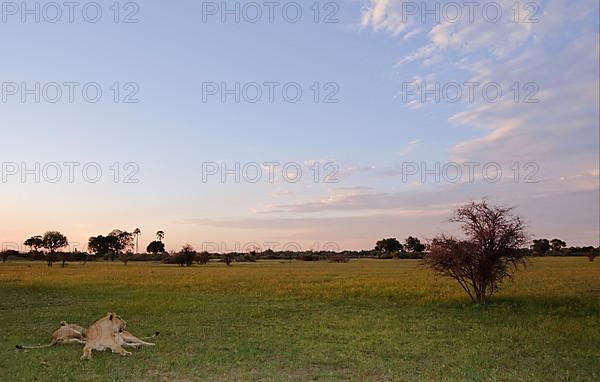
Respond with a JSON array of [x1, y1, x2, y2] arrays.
[[399, 139, 419, 156], [361, 0, 599, 199]]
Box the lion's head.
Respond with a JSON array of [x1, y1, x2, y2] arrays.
[[106, 312, 127, 333]]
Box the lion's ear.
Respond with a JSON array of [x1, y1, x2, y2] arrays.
[[108, 313, 114, 321]]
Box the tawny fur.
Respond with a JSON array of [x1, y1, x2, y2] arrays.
[[80, 312, 130, 360]]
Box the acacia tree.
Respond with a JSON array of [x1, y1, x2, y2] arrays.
[[24, 236, 43, 252], [425, 201, 528, 304], [405, 236, 426, 253], [196, 251, 211, 265], [42, 231, 69, 267], [108, 230, 133, 259], [531, 239, 550, 256], [176, 244, 196, 267], [550, 238, 566, 253], [147, 241, 165, 256], [88, 230, 133, 262], [88, 235, 110, 257], [375, 238, 403, 257], [222, 252, 234, 266]]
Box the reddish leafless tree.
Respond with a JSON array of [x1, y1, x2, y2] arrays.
[[425, 200, 528, 303]]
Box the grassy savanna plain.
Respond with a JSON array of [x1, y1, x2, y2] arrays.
[[1, 258, 598, 381]]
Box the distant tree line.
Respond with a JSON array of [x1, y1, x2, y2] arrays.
[[6, 238, 597, 266], [4, 230, 597, 267], [530, 238, 597, 258]]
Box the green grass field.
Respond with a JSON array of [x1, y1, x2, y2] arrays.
[[1, 258, 598, 381]]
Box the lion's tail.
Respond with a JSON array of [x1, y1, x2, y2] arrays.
[[15, 342, 55, 350], [141, 331, 160, 340]]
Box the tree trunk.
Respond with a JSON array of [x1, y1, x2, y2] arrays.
[[475, 285, 487, 304]]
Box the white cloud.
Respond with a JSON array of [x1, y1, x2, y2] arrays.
[[402, 28, 422, 40], [361, 0, 599, 193]]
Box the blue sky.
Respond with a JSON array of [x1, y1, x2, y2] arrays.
[[1, 0, 598, 251]]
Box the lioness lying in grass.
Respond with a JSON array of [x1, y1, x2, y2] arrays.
[[16, 321, 86, 349], [16, 314, 159, 357]]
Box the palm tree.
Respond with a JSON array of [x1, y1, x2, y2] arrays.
[[156, 230, 165, 242], [133, 228, 141, 254]]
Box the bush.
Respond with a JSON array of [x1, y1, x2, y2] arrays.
[[164, 244, 196, 267], [328, 255, 349, 263], [222, 252, 234, 266], [235, 253, 257, 262], [394, 251, 425, 260], [378, 252, 395, 259], [1, 250, 20, 262], [298, 253, 319, 261], [26, 251, 46, 261], [196, 252, 211, 265]]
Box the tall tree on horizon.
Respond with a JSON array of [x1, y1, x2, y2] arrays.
[[156, 230, 165, 242], [374, 238, 403, 256], [147, 241, 165, 255], [133, 228, 141, 254], [24, 235, 43, 252], [404, 236, 426, 253], [108, 230, 134, 260], [42, 231, 69, 267], [550, 238, 567, 252], [531, 239, 551, 256]]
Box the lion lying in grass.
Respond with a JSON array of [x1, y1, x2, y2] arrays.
[[16, 321, 86, 349], [16, 313, 158, 359], [81, 312, 131, 359]]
